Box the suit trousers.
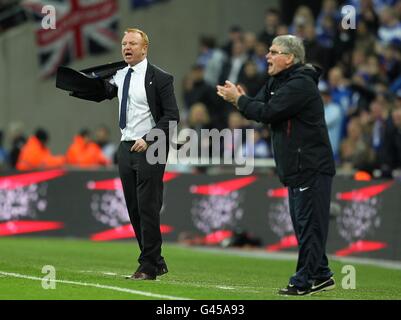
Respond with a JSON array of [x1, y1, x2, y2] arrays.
[[117, 141, 166, 276], [288, 173, 334, 289]]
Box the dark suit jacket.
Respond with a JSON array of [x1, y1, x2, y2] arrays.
[[56, 61, 180, 148]]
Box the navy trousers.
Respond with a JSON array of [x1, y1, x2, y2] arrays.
[[288, 173, 334, 289]]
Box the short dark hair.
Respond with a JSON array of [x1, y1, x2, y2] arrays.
[[200, 35, 216, 49], [79, 128, 90, 137], [35, 128, 49, 144], [265, 8, 280, 16]]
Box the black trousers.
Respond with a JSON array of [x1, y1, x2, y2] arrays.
[[118, 141, 166, 276], [288, 173, 333, 289]]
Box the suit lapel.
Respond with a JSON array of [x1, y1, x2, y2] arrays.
[[145, 62, 156, 119]]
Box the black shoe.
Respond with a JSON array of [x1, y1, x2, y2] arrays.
[[310, 277, 335, 294], [278, 284, 310, 296], [157, 265, 168, 276]]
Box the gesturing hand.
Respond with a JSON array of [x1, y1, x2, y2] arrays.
[[216, 80, 245, 108]]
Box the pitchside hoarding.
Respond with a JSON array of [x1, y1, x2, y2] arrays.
[[0, 169, 400, 261]]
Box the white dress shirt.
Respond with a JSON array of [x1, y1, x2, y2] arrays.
[[111, 58, 156, 141]]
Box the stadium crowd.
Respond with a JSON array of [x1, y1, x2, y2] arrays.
[[1, 0, 401, 178], [0, 124, 117, 171]]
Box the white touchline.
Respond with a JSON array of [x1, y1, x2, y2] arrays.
[[0, 270, 191, 300]]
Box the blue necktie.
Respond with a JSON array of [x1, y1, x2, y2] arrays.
[[119, 68, 133, 129]]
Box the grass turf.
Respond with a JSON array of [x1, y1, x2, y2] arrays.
[[0, 237, 400, 300]]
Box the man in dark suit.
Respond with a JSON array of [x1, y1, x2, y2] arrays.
[[111, 28, 179, 280], [58, 28, 180, 280]]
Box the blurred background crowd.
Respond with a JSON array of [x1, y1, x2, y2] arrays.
[[1, 0, 401, 179]]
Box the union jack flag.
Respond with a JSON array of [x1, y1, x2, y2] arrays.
[[22, 0, 119, 78]]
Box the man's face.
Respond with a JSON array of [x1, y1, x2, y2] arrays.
[[121, 32, 147, 66], [266, 44, 293, 76]]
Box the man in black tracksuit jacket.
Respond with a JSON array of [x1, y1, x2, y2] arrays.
[[217, 35, 336, 295]]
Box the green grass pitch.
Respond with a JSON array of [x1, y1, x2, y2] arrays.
[[1, 237, 401, 300]]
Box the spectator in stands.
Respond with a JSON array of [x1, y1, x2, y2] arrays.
[[350, 0, 379, 33], [94, 125, 117, 163], [395, 90, 401, 108], [316, 14, 337, 49], [243, 32, 257, 56], [380, 43, 401, 83], [224, 111, 246, 159], [258, 8, 281, 47], [221, 25, 243, 57], [188, 103, 211, 130], [378, 6, 401, 45], [316, 0, 340, 30], [351, 48, 368, 75], [250, 41, 269, 74], [16, 128, 65, 171], [0, 130, 9, 171], [187, 102, 213, 158], [242, 128, 271, 159], [328, 66, 353, 114], [238, 60, 266, 97], [219, 38, 248, 85], [303, 23, 332, 74], [320, 81, 343, 160], [289, 5, 315, 35], [197, 35, 217, 68], [66, 129, 111, 168], [364, 54, 387, 84], [7, 121, 26, 169], [354, 20, 377, 55], [276, 24, 289, 36], [340, 117, 374, 172], [395, 0, 401, 20], [349, 70, 377, 115], [197, 35, 226, 86], [182, 65, 223, 128], [366, 98, 391, 169], [381, 97, 401, 176]]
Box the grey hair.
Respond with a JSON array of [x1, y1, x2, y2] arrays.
[[272, 35, 305, 64]]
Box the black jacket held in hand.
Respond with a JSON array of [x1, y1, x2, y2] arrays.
[[238, 63, 335, 187]]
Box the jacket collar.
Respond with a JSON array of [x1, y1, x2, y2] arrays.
[[273, 63, 303, 81], [130, 58, 148, 75]]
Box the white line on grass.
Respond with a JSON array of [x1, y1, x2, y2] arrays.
[[216, 286, 235, 290], [0, 270, 191, 300], [182, 245, 401, 270]]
